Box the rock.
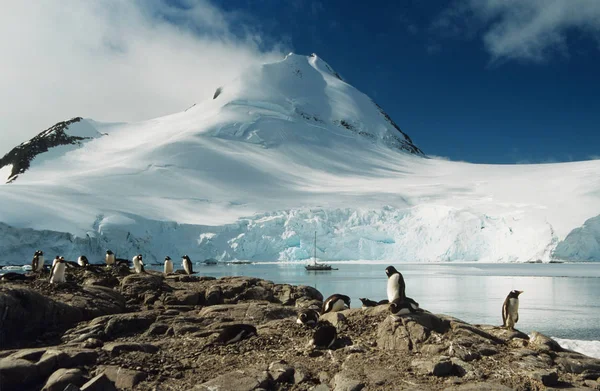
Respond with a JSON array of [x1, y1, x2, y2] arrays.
[[8, 347, 48, 362], [0, 358, 40, 389], [412, 358, 455, 377], [205, 285, 223, 305], [96, 365, 147, 389], [102, 342, 159, 356], [195, 369, 272, 391], [311, 385, 331, 391], [162, 290, 201, 306], [478, 345, 499, 356], [144, 322, 170, 336], [320, 312, 347, 328], [442, 382, 514, 391], [120, 274, 166, 304], [95, 311, 158, 339], [510, 348, 538, 358], [81, 338, 104, 349], [555, 353, 600, 374], [80, 373, 118, 391], [450, 358, 474, 377], [0, 286, 125, 348], [529, 331, 563, 352], [332, 373, 365, 391], [294, 369, 309, 384], [527, 369, 559, 386], [268, 360, 294, 383], [63, 384, 82, 391], [42, 368, 86, 391], [479, 325, 529, 341], [37, 348, 98, 374], [451, 322, 502, 344], [199, 302, 296, 324]]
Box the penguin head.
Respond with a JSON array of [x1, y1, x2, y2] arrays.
[[339, 294, 351, 308], [508, 290, 524, 298], [106, 250, 113, 255], [37, 250, 44, 256], [385, 266, 399, 278], [58, 256, 65, 263], [165, 256, 171, 261], [183, 255, 190, 260], [138, 254, 143, 260]]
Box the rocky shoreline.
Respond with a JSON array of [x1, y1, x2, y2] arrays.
[[1, 268, 600, 391]]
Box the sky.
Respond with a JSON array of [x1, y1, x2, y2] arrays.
[[1, 0, 599, 164]]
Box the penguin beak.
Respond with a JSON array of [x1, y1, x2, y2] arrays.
[[518, 290, 524, 295]]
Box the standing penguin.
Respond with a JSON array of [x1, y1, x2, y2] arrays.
[[164, 256, 174, 274], [52, 255, 60, 268], [182, 255, 193, 275], [31, 250, 45, 273], [105, 250, 115, 267], [385, 266, 406, 303], [132, 254, 145, 273], [77, 255, 89, 267], [502, 290, 524, 330], [321, 294, 350, 314], [49, 256, 66, 284]]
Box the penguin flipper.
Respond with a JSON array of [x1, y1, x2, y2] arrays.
[[515, 313, 518, 324], [501, 298, 508, 326]]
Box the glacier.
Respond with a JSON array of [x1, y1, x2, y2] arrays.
[[0, 53, 599, 265]]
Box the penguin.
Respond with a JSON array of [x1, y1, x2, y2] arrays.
[[296, 308, 320, 327], [182, 255, 193, 275], [52, 255, 60, 268], [502, 290, 524, 330], [49, 256, 66, 284], [389, 297, 422, 315], [132, 254, 145, 273], [377, 299, 390, 305], [359, 298, 378, 308], [31, 250, 45, 273], [214, 324, 257, 345], [105, 250, 115, 267], [321, 294, 350, 314], [309, 321, 337, 349], [385, 266, 406, 303], [77, 255, 89, 267], [164, 256, 174, 274]]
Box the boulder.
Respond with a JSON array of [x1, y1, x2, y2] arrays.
[[102, 342, 159, 356], [268, 360, 294, 383], [80, 373, 117, 391], [411, 358, 455, 377], [195, 369, 272, 391], [96, 365, 147, 389], [120, 274, 166, 304], [332, 373, 365, 391], [0, 358, 40, 389], [42, 368, 86, 391], [529, 331, 563, 352]]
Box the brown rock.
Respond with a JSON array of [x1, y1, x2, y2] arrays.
[[195, 368, 272, 391], [529, 331, 563, 352], [0, 358, 40, 389], [96, 365, 147, 389], [42, 368, 86, 391], [102, 342, 159, 356], [80, 373, 117, 391]]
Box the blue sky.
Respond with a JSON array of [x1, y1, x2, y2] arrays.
[[1, 1, 599, 164], [211, 0, 600, 164]]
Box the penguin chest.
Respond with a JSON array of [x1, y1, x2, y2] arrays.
[[507, 298, 519, 318], [37, 257, 45, 271], [106, 255, 115, 265], [387, 274, 401, 302], [51, 264, 66, 283], [164, 261, 173, 274]]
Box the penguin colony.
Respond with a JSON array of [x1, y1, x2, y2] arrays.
[[5, 251, 526, 349]]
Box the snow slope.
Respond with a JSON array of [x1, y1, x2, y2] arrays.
[[0, 53, 599, 264]]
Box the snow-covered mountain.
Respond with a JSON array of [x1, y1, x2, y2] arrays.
[[0, 53, 599, 264]]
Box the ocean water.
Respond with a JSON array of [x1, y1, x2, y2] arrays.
[[3, 261, 600, 358]]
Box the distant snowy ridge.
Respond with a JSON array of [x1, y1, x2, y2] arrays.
[[0, 53, 599, 264], [0, 117, 103, 183]]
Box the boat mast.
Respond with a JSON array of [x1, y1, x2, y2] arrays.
[[314, 231, 317, 265]]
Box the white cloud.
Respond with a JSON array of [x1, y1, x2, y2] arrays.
[[0, 0, 284, 155], [434, 0, 600, 62]]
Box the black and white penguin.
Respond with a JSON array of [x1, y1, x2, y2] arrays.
[[77, 255, 89, 267], [502, 290, 523, 330], [52, 255, 60, 268], [132, 254, 144, 273], [377, 299, 390, 305], [321, 294, 351, 314], [359, 298, 378, 308], [31, 250, 45, 273], [296, 309, 320, 327], [182, 255, 193, 275], [105, 250, 115, 267], [385, 266, 406, 303], [389, 297, 422, 315], [164, 256, 174, 274], [215, 324, 257, 345], [309, 321, 337, 349], [49, 256, 66, 284]]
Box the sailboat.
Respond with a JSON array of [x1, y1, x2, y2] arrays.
[[305, 232, 336, 271]]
